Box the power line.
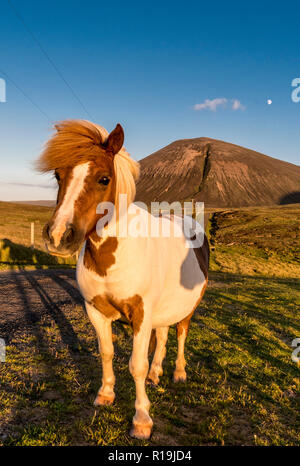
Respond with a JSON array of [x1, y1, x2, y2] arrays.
[[7, 0, 95, 121], [0, 68, 52, 121]]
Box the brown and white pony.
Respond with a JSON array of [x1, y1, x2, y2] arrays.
[[37, 120, 209, 440]]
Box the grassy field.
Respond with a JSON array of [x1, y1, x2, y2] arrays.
[[0, 202, 299, 445], [208, 204, 300, 278], [0, 201, 54, 251]]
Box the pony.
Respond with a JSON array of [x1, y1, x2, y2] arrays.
[[37, 120, 209, 439]]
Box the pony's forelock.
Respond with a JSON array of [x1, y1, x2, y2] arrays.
[[36, 119, 140, 205]]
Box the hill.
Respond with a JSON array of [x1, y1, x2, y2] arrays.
[[135, 138, 300, 207]]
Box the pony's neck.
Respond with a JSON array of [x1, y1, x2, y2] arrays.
[[86, 203, 129, 248]]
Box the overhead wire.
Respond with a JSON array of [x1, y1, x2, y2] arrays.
[[0, 67, 52, 121], [7, 0, 95, 121]]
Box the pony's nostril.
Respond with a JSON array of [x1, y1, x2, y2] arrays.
[[64, 225, 75, 244]]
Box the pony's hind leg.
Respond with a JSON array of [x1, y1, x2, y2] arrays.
[[85, 302, 115, 406], [147, 327, 169, 385], [174, 312, 193, 383]]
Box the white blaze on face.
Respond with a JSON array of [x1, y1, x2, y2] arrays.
[[51, 162, 90, 247]]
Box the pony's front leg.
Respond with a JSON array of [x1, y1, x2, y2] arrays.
[[129, 315, 153, 440], [85, 301, 115, 406]]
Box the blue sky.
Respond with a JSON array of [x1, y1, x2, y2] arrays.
[[0, 0, 299, 200]]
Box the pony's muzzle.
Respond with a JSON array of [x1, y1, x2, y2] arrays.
[[43, 222, 79, 256]]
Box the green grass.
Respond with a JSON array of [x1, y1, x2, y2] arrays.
[[0, 272, 299, 446], [0, 239, 76, 268]]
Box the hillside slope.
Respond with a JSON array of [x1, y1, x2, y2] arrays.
[[135, 138, 300, 207]]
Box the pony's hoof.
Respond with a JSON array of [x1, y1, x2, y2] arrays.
[[173, 370, 187, 383], [130, 423, 152, 440], [94, 393, 115, 406], [146, 373, 160, 385]]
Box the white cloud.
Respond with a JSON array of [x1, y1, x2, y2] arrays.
[[193, 97, 246, 112], [193, 98, 227, 112], [231, 99, 246, 111]]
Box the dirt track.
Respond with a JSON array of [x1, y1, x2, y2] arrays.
[[0, 269, 83, 341]]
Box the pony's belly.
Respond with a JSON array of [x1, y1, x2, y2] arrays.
[[151, 281, 205, 328]]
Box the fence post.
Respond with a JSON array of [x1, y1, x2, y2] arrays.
[[30, 222, 35, 249]]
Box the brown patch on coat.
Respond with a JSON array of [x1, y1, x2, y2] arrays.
[[54, 167, 74, 206], [91, 294, 120, 320], [176, 279, 208, 338], [45, 166, 75, 231], [192, 234, 210, 279], [90, 293, 144, 335], [73, 159, 116, 234], [84, 237, 118, 276], [112, 294, 144, 335]]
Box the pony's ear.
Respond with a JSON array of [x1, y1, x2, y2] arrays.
[[105, 124, 124, 155]]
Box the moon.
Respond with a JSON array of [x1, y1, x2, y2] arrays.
[[267, 99, 272, 105]]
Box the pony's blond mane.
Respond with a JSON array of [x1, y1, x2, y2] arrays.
[[36, 119, 140, 206]]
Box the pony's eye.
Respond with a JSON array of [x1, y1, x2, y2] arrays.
[[98, 176, 110, 186], [55, 171, 60, 182]]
